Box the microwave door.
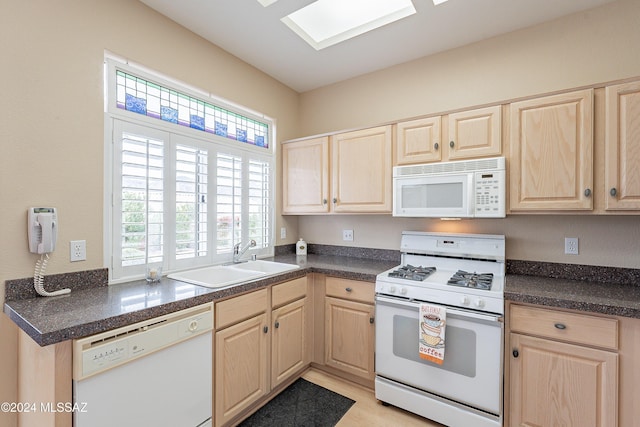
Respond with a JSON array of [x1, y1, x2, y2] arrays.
[[394, 174, 473, 217]]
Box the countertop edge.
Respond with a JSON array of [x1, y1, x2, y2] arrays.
[[4, 260, 386, 347]]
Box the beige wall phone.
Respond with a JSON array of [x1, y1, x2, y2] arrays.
[[28, 207, 70, 296]]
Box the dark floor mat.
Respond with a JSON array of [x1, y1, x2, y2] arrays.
[[238, 378, 355, 427]]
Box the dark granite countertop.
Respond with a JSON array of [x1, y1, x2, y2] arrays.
[[5, 250, 640, 347], [504, 259, 640, 317], [505, 274, 640, 318], [4, 254, 397, 346]]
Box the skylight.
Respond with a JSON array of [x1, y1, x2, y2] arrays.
[[257, 0, 278, 6], [281, 0, 417, 50]]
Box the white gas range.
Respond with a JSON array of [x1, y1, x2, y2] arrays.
[[375, 231, 505, 314], [375, 231, 506, 427]]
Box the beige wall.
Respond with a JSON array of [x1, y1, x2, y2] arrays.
[[0, 1, 299, 423], [296, 0, 640, 269], [298, 0, 639, 134]]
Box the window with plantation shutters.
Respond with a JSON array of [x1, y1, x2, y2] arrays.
[[106, 60, 274, 282], [112, 121, 167, 279], [216, 153, 242, 255], [175, 144, 208, 260], [248, 159, 270, 249]]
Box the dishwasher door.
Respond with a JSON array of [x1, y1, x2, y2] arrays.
[[73, 303, 213, 427]]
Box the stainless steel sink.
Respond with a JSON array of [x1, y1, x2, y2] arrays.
[[168, 260, 299, 289]]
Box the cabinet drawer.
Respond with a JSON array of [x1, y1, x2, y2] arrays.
[[216, 288, 268, 330], [272, 277, 307, 308], [510, 304, 618, 350], [325, 277, 374, 304]]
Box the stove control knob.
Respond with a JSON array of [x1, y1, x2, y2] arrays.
[[400, 287, 408, 295], [389, 286, 396, 294], [474, 299, 486, 308], [460, 296, 470, 306]]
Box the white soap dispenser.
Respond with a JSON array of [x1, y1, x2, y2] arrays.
[[296, 238, 307, 256]]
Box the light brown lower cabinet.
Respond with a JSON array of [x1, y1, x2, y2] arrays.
[[214, 289, 270, 427], [508, 304, 618, 427], [214, 277, 309, 427], [324, 277, 375, 381], [271, 278, 309, 388]]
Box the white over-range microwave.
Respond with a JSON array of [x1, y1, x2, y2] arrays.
[[393, 156, 506, 218]]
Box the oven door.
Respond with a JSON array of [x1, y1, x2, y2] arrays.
[[375, 295, 503, 415]]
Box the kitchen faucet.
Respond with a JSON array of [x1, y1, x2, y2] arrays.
[[233, 239, 256, 263]]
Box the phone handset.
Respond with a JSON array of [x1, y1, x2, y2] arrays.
[[29, 207, 57, 254], [28, 207, 70, 297]]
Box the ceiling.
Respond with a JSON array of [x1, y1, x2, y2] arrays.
[[139, 0, 616, 93]]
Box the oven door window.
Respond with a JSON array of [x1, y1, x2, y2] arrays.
[[375, 297, 503, 415], [392, 315, 476, 377]]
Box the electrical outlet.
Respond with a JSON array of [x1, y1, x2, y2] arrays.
[[70, 240, 86, 262], [564, 237, 579, 255], [342, 229, 354, 241], [280, 227, 286, 239]]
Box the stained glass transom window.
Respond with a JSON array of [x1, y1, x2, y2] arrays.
[[115, 70, 269, 149]]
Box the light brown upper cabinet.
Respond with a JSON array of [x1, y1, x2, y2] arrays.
[[282, 136, 330, 214], [605, 81, 640, 210], [509, 89, 594, 211], [282, 126, 393, 214], [447, 105, 502, 160], [331, 126, 392, 213], [395, 106, 501, 166], [396, 116, 442, 164]]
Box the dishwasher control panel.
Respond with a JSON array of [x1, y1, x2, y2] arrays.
[[73, 303, 214, 380]]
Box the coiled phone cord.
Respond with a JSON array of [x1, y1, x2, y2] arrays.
[[34, 254, 71, 297]]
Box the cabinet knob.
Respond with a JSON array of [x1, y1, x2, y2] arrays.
[[449, 140, 455, 148], [274, 321, 280, 329], [584, 188, 592, 197], [345, 287, 353, 292], [370, 317, 375, 324], [554, 323, 567, 330], [333, 197, 337, 204], [263, 326, 268, 333], [512, 349, 519, 358], [434, 142, 439, 150], [610, 188, 617, 197], [323, 198, 327, 205]]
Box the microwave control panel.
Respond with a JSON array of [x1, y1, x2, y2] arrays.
[[474, 170, 505, 217]]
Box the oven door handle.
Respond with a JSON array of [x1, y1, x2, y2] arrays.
[[375, 295, 504, 323]]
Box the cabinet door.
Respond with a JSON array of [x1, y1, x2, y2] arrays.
[[282, 137, 330, 214], [509, 89, 593, 211], [510, 333, 617, 427], [605, 81, 640, 210], [331, 126, 393, 213], [215, 313, 269, 427], [324, 296, 375, 380], [271, 298, 307, 388], [447, 105, 502, 160], [396, 116, 442, 165]]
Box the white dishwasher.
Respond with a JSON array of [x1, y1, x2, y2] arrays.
[[72, 303, 213, 427]]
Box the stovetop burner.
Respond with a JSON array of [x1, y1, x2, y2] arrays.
[[388, 265, 436, 281], [447, 270, 494, 290]]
